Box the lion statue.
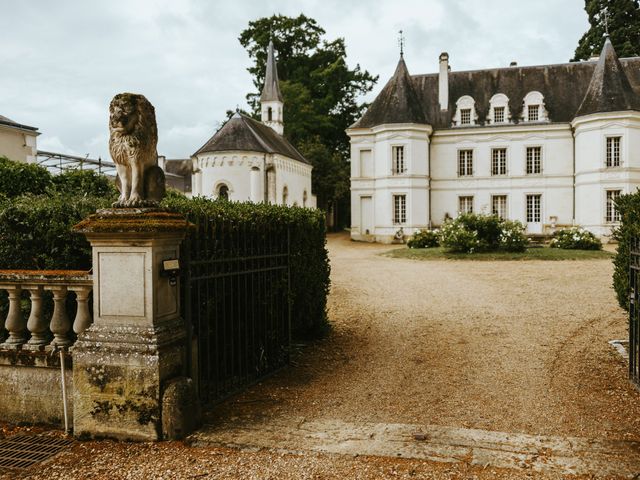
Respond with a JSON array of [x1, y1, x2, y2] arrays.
[[109, 92, 165, 207]]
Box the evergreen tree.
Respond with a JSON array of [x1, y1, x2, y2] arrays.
[[572, 0, 640, 61], [238, 15, 377, 214]]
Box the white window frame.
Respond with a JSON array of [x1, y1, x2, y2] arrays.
[[491, 195, 508, 219], [458, 195, 474, 215], [522, 91, 548, 122], [605, 136, 621, 168], [525, 146, 542, 175], [458, 149, 474, 177], [393, 194, 407, 225], [453, 95, 477, 126], [525, 194, 542, 223], [491, 148, 507, 176], [488, 93, 510, 124], [605, 189, 622, 223], [391, 145, 406, 175]]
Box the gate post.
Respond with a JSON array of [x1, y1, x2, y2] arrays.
[[72, 209, 196, 441]]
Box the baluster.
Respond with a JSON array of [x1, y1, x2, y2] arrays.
[[46, 286, 72, 347], [25, 285, 50, 349], [70, 285, 92, 336], [1, 285, 27, 348]]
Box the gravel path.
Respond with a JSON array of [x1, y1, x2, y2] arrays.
[[4, 233, 639, 479]]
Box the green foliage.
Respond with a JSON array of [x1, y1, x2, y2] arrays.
[[50, 169, 118, 198], [550, 227, 603, 250], [407, 229, 440, 249], [440, 214, 528, 253], [613, 192, 640, 310], [0, 193, 111, 270], [0, 156, 52, 197], [238, 14, 377, 210], [162, 195, 331, 339], [572, 0, 640, 60]]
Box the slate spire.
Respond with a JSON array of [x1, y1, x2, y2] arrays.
[[352, 56, 428, 128], [576, 36, 640, 117], [260, 39, 283, 102]]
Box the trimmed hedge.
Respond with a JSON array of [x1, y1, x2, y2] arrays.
[[163, 195, 331, 339], [0, 156, 52, 197], [613, 192, 640, 311]]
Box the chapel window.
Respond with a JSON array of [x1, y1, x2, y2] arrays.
[[392, 146, 405, 174], [217, 184, 229, 201], [491, 148, 507, 175], [606, 190, 622, 223], [268, 107, 273, 121], [282, 186, 288, 205], [393, 195, 406, 224], [606, 136, 621, 167], [526, 146, 542, 174], [303, 190, 308, 207], [458, 149, 473, 177], [459, 196, 474, 214]]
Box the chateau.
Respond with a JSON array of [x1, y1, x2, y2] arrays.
[[348, 37, 640, 243], [191, 41, 315, 207]]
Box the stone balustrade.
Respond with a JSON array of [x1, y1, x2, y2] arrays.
[[0, 270, 92, 350]]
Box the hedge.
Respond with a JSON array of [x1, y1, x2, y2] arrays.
[[162, 195, 331, 339], [0, 156, 52, 197], [613, 192, 640, 311]]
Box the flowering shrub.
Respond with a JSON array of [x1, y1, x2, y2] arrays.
[[499, 220, 528, 252], [407, 229, 439, 248], [551, 227, 602, 250], [440, 213, 528, 253]]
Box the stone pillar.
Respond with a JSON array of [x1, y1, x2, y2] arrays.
[[72, 209, 192, 441]]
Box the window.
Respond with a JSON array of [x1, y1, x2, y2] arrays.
[[303, 190, 308, 207], [606, 136, 621, 167], [460, 109, 471, 125], [522, 91, 547, 122], [393, 195, 406, 224], [494, 106, 505, 123], [526, 147, 542, 174], [527, 105, 539, 122], [392, 146, 405, 174], [282, 186, 288, 205], [492, 195, 507, 219], [267, 107, 273, 121], [606, 190, 622, 223], [458, 150, 473, 176], [217, 184, 229, 201], [459, 196, 474, 214], [526, 194, 542, 223], [491, 148, 507, 175], [489, 93, 510, 124]]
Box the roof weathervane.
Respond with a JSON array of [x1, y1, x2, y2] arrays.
[[398, 30, 405, 58]]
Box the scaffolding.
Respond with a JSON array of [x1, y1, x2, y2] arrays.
[[36, 150, 117, 176]]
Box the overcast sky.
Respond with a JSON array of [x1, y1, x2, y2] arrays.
[[0, 0, 588, 160]]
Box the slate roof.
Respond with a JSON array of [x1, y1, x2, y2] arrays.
[[0, 114, 38, 131], [260, 39, 283, 103], [352, 42, 640, 129], [193, 113, 309, 164]]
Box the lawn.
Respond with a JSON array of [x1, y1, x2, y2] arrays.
[[383, 246, 615, 261]]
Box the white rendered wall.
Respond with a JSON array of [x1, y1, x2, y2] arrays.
[[430, 123, 575, 232], [573, 111, 640, 237], [349, 124, 431, 243], [0, 125, 38, 163]]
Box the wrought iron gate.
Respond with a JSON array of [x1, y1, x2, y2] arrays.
[[630, 237, 640, 386], [181, 219, 291, 405]]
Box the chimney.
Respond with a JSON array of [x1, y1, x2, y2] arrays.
[[439, 52, 449, 111], [510, 61, 518, 67]]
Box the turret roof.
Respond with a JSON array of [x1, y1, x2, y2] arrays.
[[260, 40, 283, 103]]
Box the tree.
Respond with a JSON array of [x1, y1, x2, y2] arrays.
[[572, 0, 640, 61], [238, 15, 377, 213]]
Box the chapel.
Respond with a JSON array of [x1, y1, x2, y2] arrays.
[[348, 37, 640, 243], [191, 40, 315, 207]]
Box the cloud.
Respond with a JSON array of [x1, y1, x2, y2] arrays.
[[0, 0, 588, 161]]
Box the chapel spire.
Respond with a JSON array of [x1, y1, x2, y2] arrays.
[[260, 39, 284, 134], [576, 36, 640, 117]]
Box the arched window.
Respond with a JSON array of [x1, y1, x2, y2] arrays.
[[522, 91, 548, 122], [217, 184, 229, 201], [282, 186, 288, 205], [488, 93, 510, 124], [303, 190, 308, 207], [453, 95, 477, 126], [268, 107, 273, 121]]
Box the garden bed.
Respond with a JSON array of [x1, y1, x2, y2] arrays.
[[383, 246, 614, 261]]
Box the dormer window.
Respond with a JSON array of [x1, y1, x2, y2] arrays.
[[488, 93, 510, 125], [522, 91, 548, 122], [453, 96, 477, 126]]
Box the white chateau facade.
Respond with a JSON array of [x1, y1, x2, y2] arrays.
[[191, 41, 315, 207], [0, 114, 38, 163], [349, 38, 640, 243]]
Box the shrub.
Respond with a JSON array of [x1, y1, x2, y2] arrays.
[[440, 213, 527, 253], [0, 156, 52, 197], [50, 169, 118, 198], [163, 195, 330, 339], [499, 220, 528, 253], [613, 192, 640, 311], [550, 227, 602, 250], [407, 229, 439, 248]]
